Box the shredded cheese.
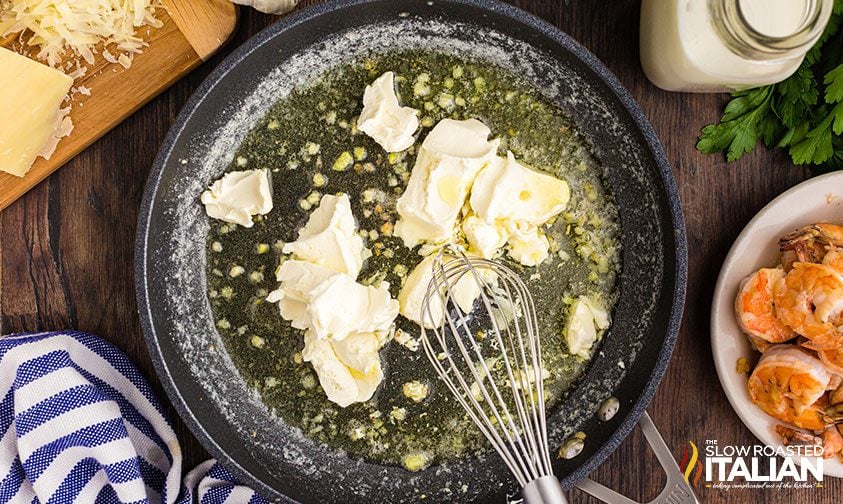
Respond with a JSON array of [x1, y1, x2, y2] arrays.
[[0, 0, 163, 69]]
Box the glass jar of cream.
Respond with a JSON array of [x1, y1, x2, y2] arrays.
[[640, 0, 834, 92]]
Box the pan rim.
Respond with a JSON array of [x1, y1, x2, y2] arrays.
[[135, 0, 688, 500]]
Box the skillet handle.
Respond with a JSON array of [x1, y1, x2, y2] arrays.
[[521, 475, 568, 504], [573, 412, 700, 504]]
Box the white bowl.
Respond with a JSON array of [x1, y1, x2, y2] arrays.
[[711, 171, 843, 478]]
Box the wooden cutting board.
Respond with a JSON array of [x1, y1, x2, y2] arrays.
[[0, 0, 239, 211]]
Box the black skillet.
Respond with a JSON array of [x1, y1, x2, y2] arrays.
[[135, 1, 688, 502]]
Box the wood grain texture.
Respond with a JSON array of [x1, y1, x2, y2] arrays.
[[0, 1, 840, 502], [165, 0, 240, 61], [0, 0, 238, 211]]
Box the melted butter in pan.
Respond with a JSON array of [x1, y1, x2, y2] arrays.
[[205, 50, 621, 467]]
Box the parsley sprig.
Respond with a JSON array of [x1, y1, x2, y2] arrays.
[[697, 0, 843, 168]]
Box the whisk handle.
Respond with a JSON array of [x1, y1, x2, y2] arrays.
[[521, 475, 568, 504]]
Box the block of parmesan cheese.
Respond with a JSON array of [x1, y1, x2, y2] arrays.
[[0, 47, 74, 177]]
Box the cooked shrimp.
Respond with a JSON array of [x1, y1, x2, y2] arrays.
[[748, 344, 831, 430], [823, 247, 843, 275], [822, 426, 843, 459], [827, 384, 843, 425], [748, 335, 774, 353], [831, 383, 843, 406], [735, 268, 795, 344], [776, 424, 821, 447], [829, 373, 843, 391], [773, 263, 843, 350], [780, 223, 843, 269], [777, 423, 843, 459], [819, 347, 843, 376]]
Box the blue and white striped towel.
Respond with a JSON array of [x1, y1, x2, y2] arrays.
[[0, 331, 268, 504]]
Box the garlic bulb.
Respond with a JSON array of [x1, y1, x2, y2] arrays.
[[231, 0, 300, 15]]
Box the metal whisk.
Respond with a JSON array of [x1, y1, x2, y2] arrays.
[[419, 251, 567, 504]]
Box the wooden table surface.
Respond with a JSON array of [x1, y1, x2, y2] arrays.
[[0, 1, 838, 503]]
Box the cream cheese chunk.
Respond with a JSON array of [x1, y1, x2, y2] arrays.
[[268, 262, 397, 341], [358, 71, 420, 153], [267, 193, 399, 407], [307, 274, 398, 341], [282, 193, 365, 277], [565, 297, 610, 358], [398, 254, 486, 328], [470, 151, 570, 228], [201, 169, 273, 228], [267, 260, 337, 331], [331, 331, 383, 374], [507, 225, 550, 267], [395, 118, 499, 248], [302, 331, 383, 407], [468, 152, 569, 266], [461, 214, 508, 260]]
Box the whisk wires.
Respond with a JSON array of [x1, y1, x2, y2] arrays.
[[419, 250, 554, 488]]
